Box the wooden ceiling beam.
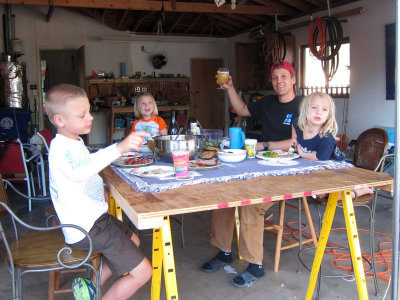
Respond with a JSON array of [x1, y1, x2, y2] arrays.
[[275, 0, 312, 11], [2, 0, 296, 15], [228, 14, 258, 26], [168, 13, 185, 32], [118, 9, 129, 28], [280, 6, 365, 32], [210, 14, 244, 29], [134, 11, 157, 31], [185, 14, 202, 33]]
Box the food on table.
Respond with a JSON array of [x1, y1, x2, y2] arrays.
[[262, 151, 278, 158], [129, 166, 174, 177], [189, 157, 218, 168], [125, 157, 151, 165], [199, 147, 218, 159], [202, 141, 221, 149]]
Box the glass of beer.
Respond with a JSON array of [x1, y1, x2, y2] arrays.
[[217, 67, 229, 89]]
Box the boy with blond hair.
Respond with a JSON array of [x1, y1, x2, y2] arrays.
[[46, 84, 152, 300]]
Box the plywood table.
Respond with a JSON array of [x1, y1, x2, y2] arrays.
[[101, 166, 393, 300]]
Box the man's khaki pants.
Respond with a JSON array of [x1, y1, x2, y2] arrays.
[[209, 202, 275, 264]]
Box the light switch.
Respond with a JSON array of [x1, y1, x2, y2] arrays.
[[142, 87, 148, 92]]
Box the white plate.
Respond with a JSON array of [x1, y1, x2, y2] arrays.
[[113, 157, 154, 168], [119, 152, 143, 159], [130, 166, 175, 178], [256, 150, 300, 161], [189, 161, 222, 171]]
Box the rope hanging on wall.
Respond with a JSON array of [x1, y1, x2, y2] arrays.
[[308, 16, 343, 83], [249, 24, 286, 66]]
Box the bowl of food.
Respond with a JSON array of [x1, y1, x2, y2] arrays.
[[217, 149, 247, 163], [154, 134, 202, 163]]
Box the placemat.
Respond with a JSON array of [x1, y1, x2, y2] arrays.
[[111, 157, 353, 193]]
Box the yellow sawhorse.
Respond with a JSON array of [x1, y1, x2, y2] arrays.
[[110, 194, 179, 299], [152, 216, 179, 300], [306, 190, 369, 300]]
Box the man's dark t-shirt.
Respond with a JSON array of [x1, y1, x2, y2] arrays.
[[247, 95, 301, 141]]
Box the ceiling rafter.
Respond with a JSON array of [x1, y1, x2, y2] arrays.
[[118, 10, 129, 29], [2, 0, 295, 15], [185, 14, 202, 33]]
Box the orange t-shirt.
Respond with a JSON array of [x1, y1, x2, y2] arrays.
[[131, 116, 167, 137]]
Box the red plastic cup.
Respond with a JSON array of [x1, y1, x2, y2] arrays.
[[172, 151, 189, 178]]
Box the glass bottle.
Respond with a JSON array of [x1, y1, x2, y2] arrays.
[[169, 110, 178, 135]]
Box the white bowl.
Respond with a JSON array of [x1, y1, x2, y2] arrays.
[[218, 149, 247, 163]]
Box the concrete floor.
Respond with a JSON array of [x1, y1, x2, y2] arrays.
[[0, 183, 394, 300]]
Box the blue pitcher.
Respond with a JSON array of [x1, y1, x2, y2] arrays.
[[229, 127, 245, 149]]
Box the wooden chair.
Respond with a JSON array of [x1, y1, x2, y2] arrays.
[[263, 197, 318, 272], [0, 175, 102, 300], [315, 128, 390, 296]]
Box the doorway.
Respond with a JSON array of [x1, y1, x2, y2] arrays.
[[39, 47, 86, 138], [190, 58, 225, 130]]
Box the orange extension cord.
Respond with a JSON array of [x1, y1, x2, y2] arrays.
[[309, 17, 326, 58], [284, 221, 393, 281]]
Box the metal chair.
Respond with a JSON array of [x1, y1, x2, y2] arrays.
[[313, 128, 390, 297], [30, 129, 54, 195], [0, 175, 102, 300], [0, 138, 46, 211]]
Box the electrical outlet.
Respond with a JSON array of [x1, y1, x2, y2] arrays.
[[142, 87, 148, 93], [135, 87, 141, 93], [29, 84, 38, 90]]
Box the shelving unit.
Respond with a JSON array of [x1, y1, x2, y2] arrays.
[[85, 77, 191, 145], [101, 105, 190, 145], [85, 77, 190, 104]]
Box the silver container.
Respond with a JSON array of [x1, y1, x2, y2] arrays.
[[154, 134, 202, 163]]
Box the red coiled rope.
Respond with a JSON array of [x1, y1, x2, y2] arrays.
[[309, 17, 326, 58]]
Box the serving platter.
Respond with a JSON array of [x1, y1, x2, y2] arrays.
[[256, 150, 300, 161], [130, 165, 175, 178], [113, 157, 154, 168], [189, 161, 222, 171]]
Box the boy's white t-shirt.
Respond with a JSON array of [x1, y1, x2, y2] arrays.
[[48, 134, 121, 244]]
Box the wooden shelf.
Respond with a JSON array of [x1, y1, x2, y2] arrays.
[[100, 105, 190, 145]]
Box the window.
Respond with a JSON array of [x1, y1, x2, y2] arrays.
[[300, 39, 350, 97]]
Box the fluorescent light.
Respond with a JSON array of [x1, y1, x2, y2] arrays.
[[100, 34, 227, 43]]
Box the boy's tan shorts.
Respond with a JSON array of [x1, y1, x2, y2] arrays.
[[70, 213, 145, 277]]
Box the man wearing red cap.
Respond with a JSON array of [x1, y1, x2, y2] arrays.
[[201, 60, 301, 288]]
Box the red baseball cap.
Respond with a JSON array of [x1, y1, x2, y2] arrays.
[[270, 60, 295, 76]]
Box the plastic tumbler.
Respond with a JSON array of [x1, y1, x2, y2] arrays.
[[245, 139, 257, 158], [172, 151, 190, 178]]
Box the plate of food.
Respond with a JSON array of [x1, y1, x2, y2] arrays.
[[119, 152, 143, 159], [129, 166, 175, 178], [189, 158, 222, 170], [256, 150, 300, 161], [113, 157, 154, 168]]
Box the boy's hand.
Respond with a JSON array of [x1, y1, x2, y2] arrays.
[[116, 131, 150, 154]]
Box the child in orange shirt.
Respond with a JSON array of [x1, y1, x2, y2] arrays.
[[131, 93, 168, 137]]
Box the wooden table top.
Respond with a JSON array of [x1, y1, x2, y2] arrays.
[[101, 166, 393, 230]]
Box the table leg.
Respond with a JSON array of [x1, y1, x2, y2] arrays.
[[151, 216, 179, 300], [305, 192, 339, 300], [341, 190, 369, 300], [151, 227, 162, 300]]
